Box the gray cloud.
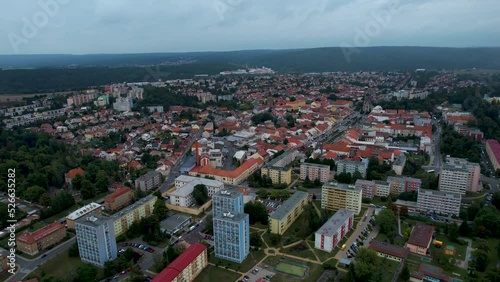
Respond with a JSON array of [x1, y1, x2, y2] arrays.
[[1, 0, 499, 54]]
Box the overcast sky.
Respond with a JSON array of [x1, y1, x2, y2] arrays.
[[1, 0, 499, 55]]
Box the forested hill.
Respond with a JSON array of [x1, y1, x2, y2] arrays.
[[1, 47, 500, 94]]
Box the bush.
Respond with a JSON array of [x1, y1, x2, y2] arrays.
[[322, 261, 337, 270]]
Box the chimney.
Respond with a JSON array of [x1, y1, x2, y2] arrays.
[[195, 141, 200, 166]]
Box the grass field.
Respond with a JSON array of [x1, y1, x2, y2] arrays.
[[26, 249, 104, 282], [209, 249, 266, 273], [193, 265, 241, 282], [275, 260, 307, 277], [263, 256, 324, 282]]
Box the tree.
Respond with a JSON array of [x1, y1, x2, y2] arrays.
[[244, 202, 269, 225], [350, 249, 383, 282], [72, 173, 84, 190], [75, 264, 98, 282], [256, 189, 268, 199], [95, 170, 109, 193], [492, 192, 500, 210], [68, 243, 79, 257], [39, 193, 52, 207], [447, 224, 459, 243], [193, 184, 209, 205], [153, 199, 168, 220], [80, 179, 96, 200], [472, 249, 490, 272], [313, 178, 321, 187], [459, 221, 470, 236], [375, 209, 397, 238], [250, 232, 262, 247], [269, 234, 281, 246], [336, 172, 352, 184], [399, 264, 410, 281], [128, 266, 145, 282], [24, 185, 46, 202]]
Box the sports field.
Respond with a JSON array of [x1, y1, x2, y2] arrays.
[[275, 260, 307, 277]]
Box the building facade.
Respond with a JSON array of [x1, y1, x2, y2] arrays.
[[314, 209, 354, 252], [152, 243, 208, 282], [336, 159, 368, 178], [213, 212, 250, 263], [16, 223, 66, 255], [407, 223, 434, 256], [111, 195, 157, 236], [269, 191, 309, 235], [355, 179, 377, 199], [368, 240, 409, 262], [261, 166, 292, 185], [170, 176, 224, 207], [104, 186, 134, 211], [321, 182, 362, 214], [135, 171, 162, 191], [486, 139, 500, 171], [300, 163, 331, 183], [416, 189, 461, 216], [374, 180, 390, 197], [439, 157, 481, 194], [387, 176, 422, 195], [66, 202, 102, 229], [75, 215, 117, 267], [212, 190, 245, 217]]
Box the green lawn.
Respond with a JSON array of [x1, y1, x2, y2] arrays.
[[431, 234, 467, 260], [262, 232, 282, 248], [263, 256, 324, 282], [473, 238, 499, 270], [26, 249, 105, 282], [250, 222, 269, 230], [281, 245, 317, 261], [209, 249, 266, 273], [193, 265, 241, 282], [381, 259, 400, 282], [309, 241, 336, 263]]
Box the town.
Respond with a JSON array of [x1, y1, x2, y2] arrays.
[[1, 68, 500, 282]]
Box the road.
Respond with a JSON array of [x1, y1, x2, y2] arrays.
[[6, 237, 76, 282]]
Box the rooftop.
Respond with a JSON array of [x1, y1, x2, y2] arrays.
[[104, 186, 133, 203], [160, 212, 192, 233], [270, 191, 309, 221], [301, 162, 330, 169], [214, 212, 248, 222], [66, 202, 101, 220], [266, 150, 296, 168], [322, 182, 361, 192], [65, 167, 84, 178], [136, 170, 160, 181], [315, 209, 354, 237], [213, 189, 243, 200], [75, 214, 113, 228], [175, 175, 224, 188], [418, 188, 461, 199], [411, 263, 451, 282], [152, 243, 207, 282], [17, 222, 65, 244], [110, 195, 157, 219], [369, 240, 409, 259], [407, 223, 435, 248]]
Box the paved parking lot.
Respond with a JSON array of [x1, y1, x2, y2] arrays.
[[240, 266, 275, 282]]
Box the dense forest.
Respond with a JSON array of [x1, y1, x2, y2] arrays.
[[132, 86, 200, 112], [2, 47, 500, 93]]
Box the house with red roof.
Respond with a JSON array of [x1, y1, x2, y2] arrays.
[[152, 243, 208, 282], [104, 186, 134, 211], [16, 223, 66, 255], [65, 167, 85, 186]]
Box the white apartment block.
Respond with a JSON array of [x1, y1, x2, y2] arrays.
[[336, 159, 368, 178], [417, 189, 461, 216], [439, 157, 480, 195], [315, 209, 354, 252], [170, 176, 224, 207], [75, 215, 117, 267], [374, 180, 390, 197], [300, 163, 331, 183]]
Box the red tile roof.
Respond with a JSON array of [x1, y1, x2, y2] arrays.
[[487, 139, 500, 163], [104, 186, 133, 203], [369, 240, 408, 259], [190, 157, 263, 179], [152, 243, 207, 282], [65, 167, 84, 179], [408, 223, 434, 248], [17, 223, 64, 245]]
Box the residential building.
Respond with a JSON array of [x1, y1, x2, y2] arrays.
[[152, 243, 208, 282], [387, 176, 421, 195], [416, 189, 461, 216], [486, 139, 500, 171], [374, 180, 390, 197], [113, 97, 133, 112], [355, 179, 377, 199], [212, 190, 244, 218], [170, 176, 224, 207], [368, 240, 408, 262], [314, 209, 354, 252], [189, 157, 263, 185], [75, 215, 117, 267], [439, 157, 481, 194], [406, 223, 434, 255], [65, 167, 84, 186], [300, 162, 331, 183], [269, 191, 309, 235], [336, 159, 368, 178], [410, 263, 452, 282], [104, 186, 134, 211], [66, 203, 102, 229], [260, 150, 298, 185], [111, 195, 157, 236], [213, 212, 250, 263], [321, 182, 362, 214], [392, 154, 406, 175], [135, 171, 162, 191], [16, 223, 66, 255]]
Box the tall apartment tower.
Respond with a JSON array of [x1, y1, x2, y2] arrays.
[[439, 157, 480, 195], [212, 190, 249, 263], [75, 215, 117, 267], [212, 190, 244, 217]]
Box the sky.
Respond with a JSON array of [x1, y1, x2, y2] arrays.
[[1, 0, 499, 55]]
